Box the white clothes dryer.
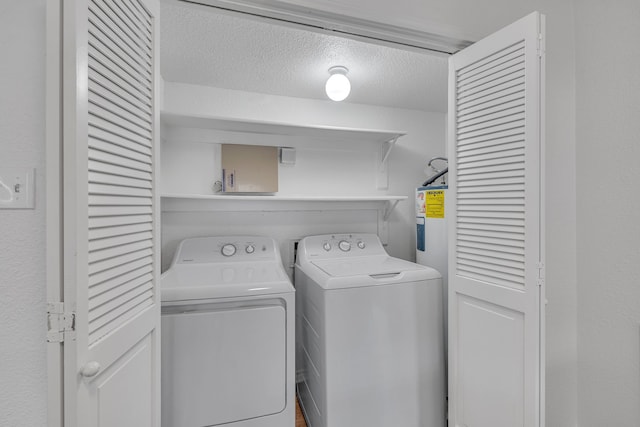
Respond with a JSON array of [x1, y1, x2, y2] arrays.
[[161, 236, 295, 427], [295, 233, 445, 427]]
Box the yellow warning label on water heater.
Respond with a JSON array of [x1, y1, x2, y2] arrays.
[[425, 190, 445, 218]]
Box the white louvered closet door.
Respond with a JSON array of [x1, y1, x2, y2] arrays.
[[62, 0, 160, 425], [447, 12, 545, 427]]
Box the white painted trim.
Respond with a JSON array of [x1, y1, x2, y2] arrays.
[[149, 1, 163, 424], [180, 0, 472, 54], [538, 14, 547, 427], [46, 1, 63, 426]]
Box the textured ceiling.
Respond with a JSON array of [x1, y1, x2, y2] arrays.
[[160, 0, 448, 112]]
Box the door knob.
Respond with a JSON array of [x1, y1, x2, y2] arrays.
[[81, 361, 101, 378]]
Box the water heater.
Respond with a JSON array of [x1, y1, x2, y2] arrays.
[[416, 185, 448, 337]]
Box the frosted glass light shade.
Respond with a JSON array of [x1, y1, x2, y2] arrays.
[[325, 67, 351, 101]]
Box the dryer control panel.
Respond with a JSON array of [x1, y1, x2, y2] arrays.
[[300, 234, 387, 260], [174, 236, 280, 264]]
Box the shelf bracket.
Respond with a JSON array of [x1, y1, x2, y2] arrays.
[[377, 136, 400, 190], [378, 199, 401, 245], [384, 199, 400, 221], [379, 136, 399, 171]]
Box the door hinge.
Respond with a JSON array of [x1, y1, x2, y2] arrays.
[[537, 33, 545, 58], [47, 302, 76, 343], [537, 261, 545, 287]]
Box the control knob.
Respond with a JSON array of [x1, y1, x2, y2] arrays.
[[245, 245, 255, 254], [357, 241, 366, 249], [338, 240, 351, 252], [322, 242, 332, 251], [221, 244, 237, 257]]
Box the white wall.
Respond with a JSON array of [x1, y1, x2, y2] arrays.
[[161, 83, 446, 271], [0, 1, 48, 426], [574, 1, 640, 425], [279, 0, 579, 426]]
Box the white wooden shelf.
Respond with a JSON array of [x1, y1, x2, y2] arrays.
[[161, 112, 407, 144], [161, 193, 406, 243], [161, 193, 406, 202], [161, 193, 406, 215]]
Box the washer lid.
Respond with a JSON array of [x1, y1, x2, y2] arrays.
[[161, 261, 294, 302], [311, 255, 430, 277]]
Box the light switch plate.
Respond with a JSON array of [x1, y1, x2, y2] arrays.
[[0, 167, 35, 209]]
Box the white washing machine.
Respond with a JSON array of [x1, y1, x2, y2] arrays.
[[295, 233, 445, 427], [161, 236, 295, 427]]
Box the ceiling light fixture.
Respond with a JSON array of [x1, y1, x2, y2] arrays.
[[325, 66, 351, 102]]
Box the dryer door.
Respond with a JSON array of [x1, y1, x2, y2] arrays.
[[161, 301, 286, 426]]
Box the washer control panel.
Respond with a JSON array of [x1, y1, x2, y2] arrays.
[[176, 236, 278, 264], [302, 234, 385, 259]]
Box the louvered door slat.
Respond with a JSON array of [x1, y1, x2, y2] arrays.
[[104, 0, 152, 45], [458, 168, 524, 180], [86, 0, 154, 345], [457, 155, 524, 171], [89, 63, 152, 114], [457, 222, 525, 234], [89, 205, 152, 217], [457, 227, 524, 241], [100, 0, 152, 49], [88, 222, 153, 241], [458, 236, 526, 255], [456, 264, 523, 288], [88, 240, 153, 268], [88, 138, 152, 166], [88, 150, 151, 173], [458, 96, 525, 124], [89, 265, 153, 298], [95, 0, 152, 64], [458, 104, 525, 130], [89, 112, 152, 151], [89, 282, 153, 321], [457, 233, 524, 250], [457, 83, 524, 115], [457, 41, 525, 79], [458, 68, 525, 102], [457, 117, 525, 141], [89, 101, 152, 140], [88, 103, 152, 141], [88, 289, 153, 343], [89, 251, 153, 283], [88, 33, 151, 92], [126, 0, 152, 28], [89, 231, 153, 253], [458, 183, 525, 193], [457, 238, 525, 255], [89, 213, 152, 228], [89, 114, 152, 148], [89, 171, 152, 189], [458, 215, 524, 226], [457, 73, 525, 104], [458, 138, 524, 157], [458, 51, 524, 91], [88, 162, 151, 183], [88, 7, 151, 73], [89, 195, 152, 207], [89, 1, 152, 64], [458, 111, 525, 136], [88, 183, 152, 199], [458, 146, 524, 164], [90, 91, 152, 133], [89, 273, 154, 311]]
